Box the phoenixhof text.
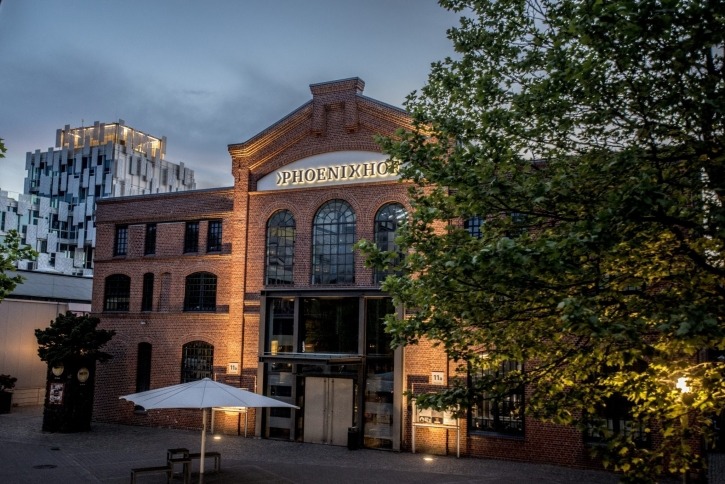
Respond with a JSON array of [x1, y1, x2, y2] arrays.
[[276, 161, 396, 187]]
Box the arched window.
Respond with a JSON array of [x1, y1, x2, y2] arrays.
[[183, 272, 217, 311], [141, 272, 154, 312], [374, 203, 407, 284], [158, 272, 171, 312], [266, 210, 295, 285], [312, 200, 356, 284], [104, 274, 130, 311], [181, 341, 213, 382], [136, 343, 152, 393]]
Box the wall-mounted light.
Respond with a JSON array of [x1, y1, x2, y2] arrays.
[[676, 377, 690, 393], [140, 321, 147, 326]]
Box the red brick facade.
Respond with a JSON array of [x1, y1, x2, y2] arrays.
[[93, 78, 598, 468]]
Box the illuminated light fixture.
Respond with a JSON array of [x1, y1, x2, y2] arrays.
[[423, 456, 434, 462], [676, 377, 690, 393], [213, 435, 222, 440]]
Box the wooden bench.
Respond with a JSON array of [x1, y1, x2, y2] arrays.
[[129, 464, 172, 483], [167, 457, 191, 483], [188, 451, 221, 473], [166, 448, 191, 483]]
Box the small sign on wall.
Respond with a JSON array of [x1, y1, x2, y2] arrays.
[[227, 362, 240, 375], [49, 382, 64, 405], [431, 371, 445, 385]]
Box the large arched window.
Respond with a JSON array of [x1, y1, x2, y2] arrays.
[[373, 203, 407, 284], [183, 272, 217, 311], [181, 341, 213, 382], [104, 274, 130, 311], [266, 210, 295, 285], [312, 200, 356, 284]]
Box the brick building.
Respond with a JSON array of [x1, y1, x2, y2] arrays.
[[93, 78, 596, 467]]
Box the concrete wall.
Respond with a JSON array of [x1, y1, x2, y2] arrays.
[[0, 299, 68, 406]]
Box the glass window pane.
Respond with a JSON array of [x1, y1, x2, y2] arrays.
[[299, 297, 359, 353], [470, 360, 524, 436], [312, 200, 356, 284], [373, 203, 406, 284], [181, 341, 213, 382], [265, 211, 295, 285], [183, 272, 217, 311], [104, 274, 130, 311], [207, 220, 222, 252]]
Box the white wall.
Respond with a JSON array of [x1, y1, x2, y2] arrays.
[[0, 299, 68, 405]]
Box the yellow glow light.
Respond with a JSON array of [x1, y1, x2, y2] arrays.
[[676, 377, 690, 393]]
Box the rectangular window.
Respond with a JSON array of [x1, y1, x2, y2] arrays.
[[267, 298, 295, 354], [470, 359, 524, 436], [144, 223, 157, 255], [584, 394, 648, 447], [299, 297, 359, 354], [207, 220, 222, 252], [184, 221, 199, 253], [114, 225, 128, 256], [141, 273, 154, 311]]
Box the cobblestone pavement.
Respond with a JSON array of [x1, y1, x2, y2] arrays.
[[0, 405, 625, 483]]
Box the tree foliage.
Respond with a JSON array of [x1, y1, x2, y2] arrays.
[[0, 138, 37, 301], [0, 230, 37, 301], [362, 0, 724, 480], [35, 312, 115, 366]]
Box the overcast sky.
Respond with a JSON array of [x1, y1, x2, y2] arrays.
[[0, 0, 459, 195]]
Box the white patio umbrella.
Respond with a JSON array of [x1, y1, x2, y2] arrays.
[[120, 378, 298, 483]]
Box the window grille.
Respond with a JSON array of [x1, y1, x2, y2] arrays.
[[265, 211, 295, 285], [114, 225, 128, 256], [184, 221, 199, 253], [207, 220, 222, 252], [181, 341, 214, 382], [144, 223, 156, 255], [183, 272, 216, 311], [311, 200, 355, 284], [464, 216, 484, 238], [373, 203, 406, 284], [104, 274, 130, 311], [469, 360, 524, 436]]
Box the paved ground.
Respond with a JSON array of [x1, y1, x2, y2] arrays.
[[0, 405, 624, 483]]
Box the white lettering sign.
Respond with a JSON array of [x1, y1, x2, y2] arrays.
[[257, 151, 399, 191], [275, 161, 390, 187]]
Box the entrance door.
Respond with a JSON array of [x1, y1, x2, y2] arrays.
[[303, 377, 353, 445]]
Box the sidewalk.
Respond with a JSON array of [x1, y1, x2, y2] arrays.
[[0, 405, 621, 483]]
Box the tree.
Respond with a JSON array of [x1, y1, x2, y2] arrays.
[[35, 312, 115, 432], [0, 230, 37, 300], [1, 137, 36, 300], [35, 312, 115, 367], [362, 0, 724, 481]]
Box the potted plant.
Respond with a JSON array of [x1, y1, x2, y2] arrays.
[[0, 374, 17, 414]]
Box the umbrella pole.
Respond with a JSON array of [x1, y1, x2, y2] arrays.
[[199, 408, 207, 483]]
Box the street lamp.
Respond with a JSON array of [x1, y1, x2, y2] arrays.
[[676, 376, 691, 484], [676, 377, 690, 393]]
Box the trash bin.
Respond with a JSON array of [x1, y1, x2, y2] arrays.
[[347, 426, 360, 450]]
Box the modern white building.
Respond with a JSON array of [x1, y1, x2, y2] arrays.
[[0, 120, 196, 276]]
